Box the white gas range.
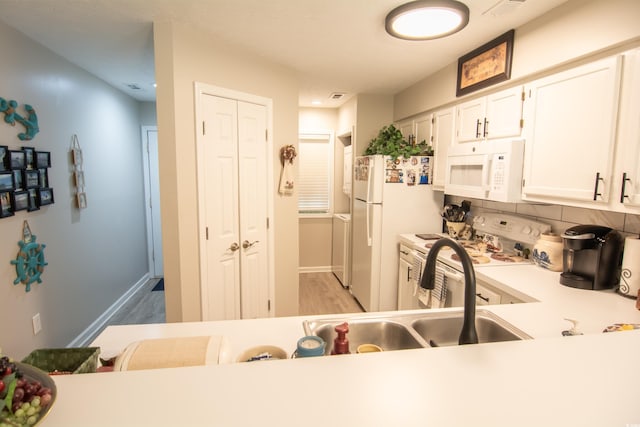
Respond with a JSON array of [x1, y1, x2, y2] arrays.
[[398, 213, 551, 310]]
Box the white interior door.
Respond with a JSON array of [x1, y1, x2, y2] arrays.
[[202, 95, 241, 320], [199, 92, 270, 321], [142, 126, 163, 278], [237, 101, 269, 318]]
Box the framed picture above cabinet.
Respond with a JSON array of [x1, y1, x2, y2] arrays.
[[457, 30, 514, 97]]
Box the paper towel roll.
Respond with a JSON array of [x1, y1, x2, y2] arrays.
[[620, 237, 640, 298]]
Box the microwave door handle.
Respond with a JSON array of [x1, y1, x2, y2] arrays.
[[481, 154, 491, 196]]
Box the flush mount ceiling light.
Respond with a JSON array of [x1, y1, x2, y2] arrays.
[[385, 0, 470, 40]]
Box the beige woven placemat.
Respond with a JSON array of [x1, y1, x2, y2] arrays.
[[125, 336, 211, 371]]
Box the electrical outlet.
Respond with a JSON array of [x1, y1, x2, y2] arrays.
[[32, 313, 42, 335]]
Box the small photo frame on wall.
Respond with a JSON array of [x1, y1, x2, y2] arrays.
[[74, 171, 85, 188], [13, 190, 28, 211], [38, 168, 48, 188], [37, 187, 54, 206], [0, 146, 8, 171], [22, 147, 35, 169], [24, 170, 39, 189], [9, 150, 26, 170], [76, 192, 87, 209], [72, 147, 82, 166], [35, 151, 51, 169], [0, 171, 14, 191], [12, 170, 23, 190], [0, 191, 14, 218], [27, 188, 39, 211]]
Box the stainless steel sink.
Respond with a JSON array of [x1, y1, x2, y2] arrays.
[[304, 318, 424, 354], [303, 310, 531, 353], [410, 310, 531, 347]]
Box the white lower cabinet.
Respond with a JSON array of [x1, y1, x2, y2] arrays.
[[397, 244, 420, 311]]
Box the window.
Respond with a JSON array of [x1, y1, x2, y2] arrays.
[[298, 132, 333, 215]]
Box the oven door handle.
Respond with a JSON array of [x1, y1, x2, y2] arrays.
[[440, 268, 464, 282]]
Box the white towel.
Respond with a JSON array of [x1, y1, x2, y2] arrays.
[[278, 162, 294, 195], [430, 272, 448, 308]]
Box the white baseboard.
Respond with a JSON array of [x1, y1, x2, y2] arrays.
[[299, 266, 332, 273], [67, 273, 151, 348]]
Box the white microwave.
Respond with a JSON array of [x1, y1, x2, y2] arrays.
[[444, 139, 525, 203]]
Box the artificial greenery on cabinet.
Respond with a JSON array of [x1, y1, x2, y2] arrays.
[[364, 124, 433, 159]]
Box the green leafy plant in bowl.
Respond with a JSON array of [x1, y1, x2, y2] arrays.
[[364, 124, 434, 160]]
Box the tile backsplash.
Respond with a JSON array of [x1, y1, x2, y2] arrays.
[[445, 195, 640, 238]]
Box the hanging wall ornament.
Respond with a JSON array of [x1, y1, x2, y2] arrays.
[[0, 98, 39, 141], [278, 144, 296, 196], [10, 220, 47, 292]]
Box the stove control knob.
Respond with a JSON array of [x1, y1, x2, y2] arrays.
[[532, 228, 541, 237], [474, 216, 485, 225], [521, 225, 532, 235]]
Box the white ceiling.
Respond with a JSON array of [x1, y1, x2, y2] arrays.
[[0, 0, 568, 107]]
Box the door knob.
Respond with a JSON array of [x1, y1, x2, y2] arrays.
[[242, 240, 259, 249], [228, 242, 240, 252]]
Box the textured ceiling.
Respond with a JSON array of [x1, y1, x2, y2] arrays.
[[0, 0, 568, 107]]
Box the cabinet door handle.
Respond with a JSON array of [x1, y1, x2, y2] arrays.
[[407, 266, 412, 282], [593, 172, 604, 200], [475, 119, 482, 138], [483, 118, 489, 137], [620, 172, 631, 203], [476, 293, 490, 303]]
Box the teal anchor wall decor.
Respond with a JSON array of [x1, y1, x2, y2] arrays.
[[10, 221, 47, 292], [0, 98, 39, 141]]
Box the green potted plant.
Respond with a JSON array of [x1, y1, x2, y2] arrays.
[[364, 124, 433, 159]]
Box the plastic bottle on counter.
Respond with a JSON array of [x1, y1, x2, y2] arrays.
[[533, 233, 563, 272], [331, 322, 350, 355]]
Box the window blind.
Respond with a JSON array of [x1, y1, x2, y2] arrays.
[[298, 136, 331, 214]]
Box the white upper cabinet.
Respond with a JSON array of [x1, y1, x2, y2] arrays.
[[431, 107, 455, 190], [612, 49, 640, 209], [397, 120, 414, 142], [413, 113, 432, 145], [521, 55, 622, 205], [455, 86, 524, 145], [397, 112, 432, 146]]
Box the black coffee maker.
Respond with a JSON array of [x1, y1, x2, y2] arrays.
[[560, 225, 623, 290]]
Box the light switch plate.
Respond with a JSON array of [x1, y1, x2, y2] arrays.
[[32, 313, 42, 335]]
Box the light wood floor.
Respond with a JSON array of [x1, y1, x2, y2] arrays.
[[299, 272, 364, 316], [97, 272, 361, 337]]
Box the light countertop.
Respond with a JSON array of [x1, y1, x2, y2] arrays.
[[42, 234, 640, 426]]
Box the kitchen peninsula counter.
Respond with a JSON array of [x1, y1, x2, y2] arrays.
[[43, 258, 640, 426]]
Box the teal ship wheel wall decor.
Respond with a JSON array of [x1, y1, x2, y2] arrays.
[[10, 221, 47, 292], [0, 97, 39, 141]]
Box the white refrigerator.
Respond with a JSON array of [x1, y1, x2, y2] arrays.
[[351, 155, 443, 312]]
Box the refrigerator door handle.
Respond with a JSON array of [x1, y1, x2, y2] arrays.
[[366, 160, 374, 203], [366, 203, 373, 246]]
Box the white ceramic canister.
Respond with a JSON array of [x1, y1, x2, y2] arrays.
[[532, 233, 563, 272], [620, 236, 640, 298]]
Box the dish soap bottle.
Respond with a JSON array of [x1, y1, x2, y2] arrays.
[[331, 322, 350, 355]]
